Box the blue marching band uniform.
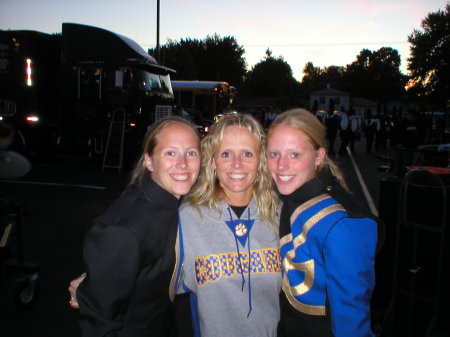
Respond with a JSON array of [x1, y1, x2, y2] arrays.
[[278, 169, 379, 337]]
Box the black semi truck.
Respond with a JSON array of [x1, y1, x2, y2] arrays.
[[0, 23, 175, 159]]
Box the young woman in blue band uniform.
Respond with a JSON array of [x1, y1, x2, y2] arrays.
[[266, 108, 380, 337]]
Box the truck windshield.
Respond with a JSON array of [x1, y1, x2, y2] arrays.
[[138, 71, 173, 95]]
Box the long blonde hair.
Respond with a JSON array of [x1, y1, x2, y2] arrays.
[[186, 113, 279, 229], [129, 116, 199, 185], [268, 108, 348, 190]]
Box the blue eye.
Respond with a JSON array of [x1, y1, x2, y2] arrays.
[[187, 151, 198, 157], [221, 152, 230, 158], [243, 151, 253, 157], [291, 153, 301, 158], [269, 152, 279, 158]]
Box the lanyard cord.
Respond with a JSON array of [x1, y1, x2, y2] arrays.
[[226, 206, 253, 317]]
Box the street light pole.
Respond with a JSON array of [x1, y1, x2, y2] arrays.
[[156, 0, 160, 61]]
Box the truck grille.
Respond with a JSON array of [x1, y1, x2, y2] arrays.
[[155, 105, 173, 120]]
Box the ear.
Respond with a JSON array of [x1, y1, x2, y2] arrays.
[[144, 153, 153, 172], [315, 147, 326, 167], [211, 158, 216, 170]]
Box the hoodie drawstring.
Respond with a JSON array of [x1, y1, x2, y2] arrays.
[[226, 207, 253, 317]]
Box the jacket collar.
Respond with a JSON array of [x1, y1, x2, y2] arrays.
[[284, 168, 337, 205], [139, 174, 180, 210]]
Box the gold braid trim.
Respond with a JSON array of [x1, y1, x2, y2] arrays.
[[280, 194, 345, 315]]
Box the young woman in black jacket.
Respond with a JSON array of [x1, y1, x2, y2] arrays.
[[69, 116, 200, 337]]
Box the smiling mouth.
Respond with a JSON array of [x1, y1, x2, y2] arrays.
[[171, 174, 190, 181], [277, 175, 294, 183], [229, 173, 246, 180]]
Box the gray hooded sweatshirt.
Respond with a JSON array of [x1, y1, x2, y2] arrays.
[[172, 199, 282, 337]]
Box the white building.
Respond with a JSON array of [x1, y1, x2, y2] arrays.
[[351, 97, 378, 118], [310, 84, 351, 112]]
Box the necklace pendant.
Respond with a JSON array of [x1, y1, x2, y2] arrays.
[[235, 223, 248, 237]]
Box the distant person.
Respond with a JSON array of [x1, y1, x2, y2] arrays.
[[267, 108, 380, 337], [324, 108, 340, 157], [347, 108, 359, 153], [363, 110, 380, 154], [69, 116, 201, 337], [376, 113, 389, 150], [338, 108, 351, 156], [397, 110, 420, 149], [314, 110, 325, 124], [0, 121, 31, 180], [387, 111, 400, 148], [374, 112, 384, 151], [264, 107, 277, 129], [311, 99, 319, 115]]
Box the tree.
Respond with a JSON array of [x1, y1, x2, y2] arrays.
[[150, 34, 247, 89], [157, 38, 201, 79], [245, 49, 302, 108], [198, 34, 247, 88], [301, 47, 407, 106], [343, 47, 407, 102], [302, 62, 320, 80], [301, 62, 323, 92], [302, 62, 345, 93], [407, 4, 450, 109]]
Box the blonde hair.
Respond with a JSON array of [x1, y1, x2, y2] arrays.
[[186, 113, 279, 229], [129, 116, 199, 185], [268, 108, 348, 190]]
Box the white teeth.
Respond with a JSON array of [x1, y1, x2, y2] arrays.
[[278, 175, 294, 182], [229, 174, 246, 179], [172, 174, 188, 181]]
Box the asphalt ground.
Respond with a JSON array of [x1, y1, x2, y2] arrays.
[[0, 137, 423, 337]]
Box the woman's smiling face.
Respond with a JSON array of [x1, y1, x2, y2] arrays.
[[267, 124, 325, 195], [213, 125, 260, 206], [145, 123, 200, 199]]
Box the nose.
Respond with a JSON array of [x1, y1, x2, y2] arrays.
[[232, 156, 242, 169], [277, 155, 288, 171], [177, 155, 188, 169]]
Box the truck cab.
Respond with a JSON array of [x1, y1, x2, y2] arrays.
[[0, 23, 175, 159]]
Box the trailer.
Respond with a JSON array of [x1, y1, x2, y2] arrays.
[[0, 23, 175, 162]]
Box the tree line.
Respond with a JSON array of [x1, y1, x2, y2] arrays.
[[150, 4, 449, 112]]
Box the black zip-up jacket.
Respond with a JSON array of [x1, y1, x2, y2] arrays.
[[77, 175, 179, 337]]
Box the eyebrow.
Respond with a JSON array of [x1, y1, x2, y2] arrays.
[[220, 147, 258, 153]]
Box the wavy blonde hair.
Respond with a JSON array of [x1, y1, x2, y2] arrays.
[[185, 113, 279, 229], [267, 108, 348, 190]]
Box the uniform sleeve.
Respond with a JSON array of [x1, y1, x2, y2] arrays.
[[323, 217, 377, 337], [77, 222, 141, 337]]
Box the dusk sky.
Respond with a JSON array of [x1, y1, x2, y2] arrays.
[[0, 0, 447, 80]]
